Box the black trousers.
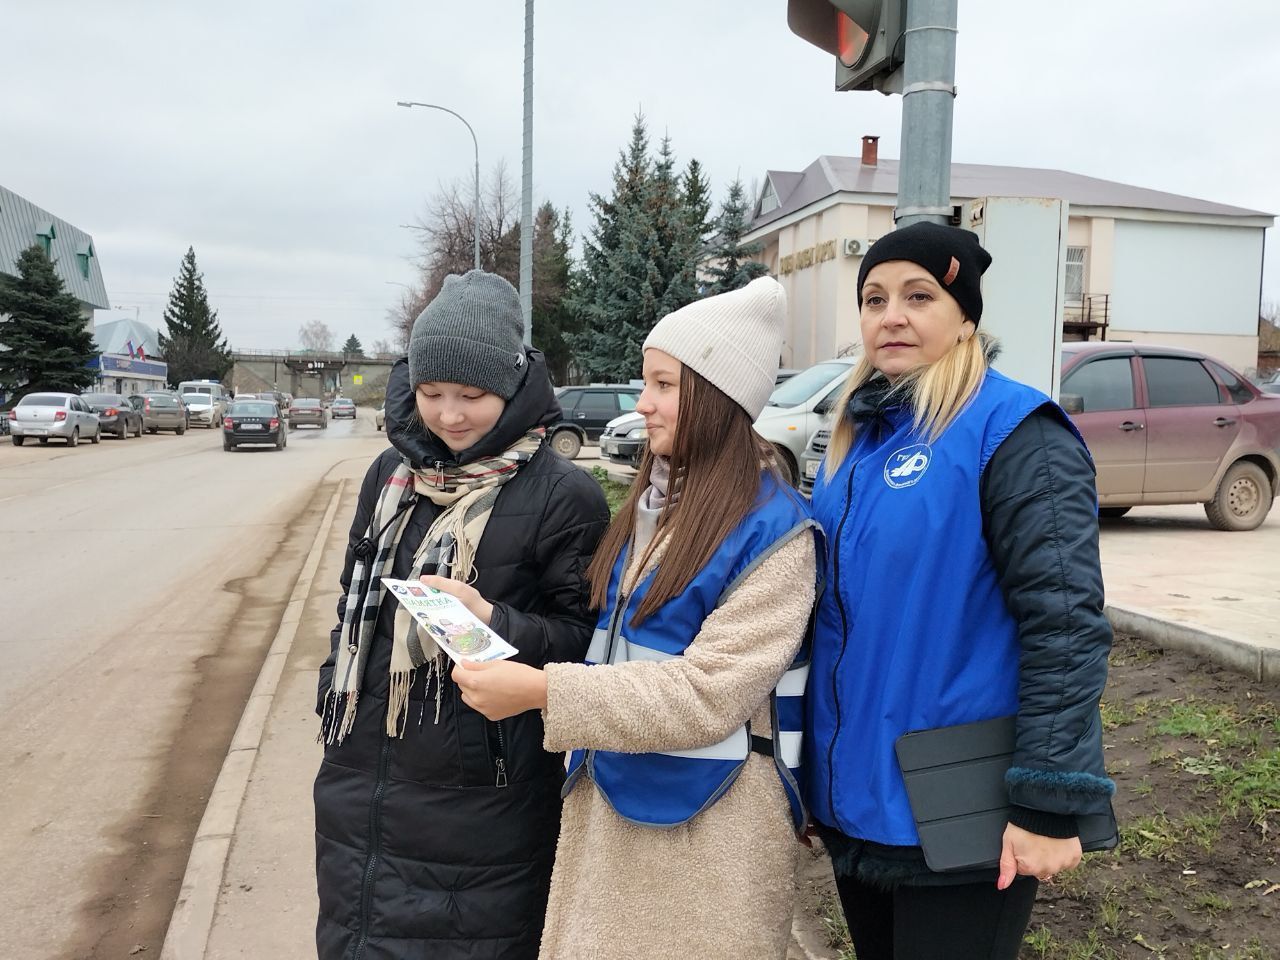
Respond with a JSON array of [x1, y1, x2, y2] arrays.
[[833, 871, 1039, 960]]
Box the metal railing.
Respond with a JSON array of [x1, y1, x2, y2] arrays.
[[231, 348, 401, 362], [1062, 293, 1110, 341]]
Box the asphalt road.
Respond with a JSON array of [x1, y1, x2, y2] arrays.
[[0, 411, 389, 958]]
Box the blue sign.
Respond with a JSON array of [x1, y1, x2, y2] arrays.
[[89, 353, 168, 379]]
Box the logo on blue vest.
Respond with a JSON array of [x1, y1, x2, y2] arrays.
[[884, 444, 932, 488]]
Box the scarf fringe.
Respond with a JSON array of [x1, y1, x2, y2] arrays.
[[387, 668, 416, 737], [319, 688, 360, 746]]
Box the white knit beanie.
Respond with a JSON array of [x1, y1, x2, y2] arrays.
[[642, 277, 786, 421]]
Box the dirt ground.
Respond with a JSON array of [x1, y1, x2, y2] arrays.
[[795, 633, 1280, 960]]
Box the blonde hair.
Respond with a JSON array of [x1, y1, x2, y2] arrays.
[[824, 330, 994, 471]]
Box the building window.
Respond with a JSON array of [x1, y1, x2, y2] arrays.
[[758, 180, 779, 215], [1065, 246, 1087, 304], [36, 220, 56, 256], [76, 240, 94, 279]]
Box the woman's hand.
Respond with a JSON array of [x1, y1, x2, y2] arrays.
[[452, 659, 548, 721], [996, 824, 1082, 890], [420, 574, 494, 625]]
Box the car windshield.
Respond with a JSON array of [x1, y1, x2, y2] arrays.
[[147, 396, 177, 407], [82, 394, 121, 404], [18, 394, 67, 406], [232, 403, 275, 417], [182, 394, 211, 405], [765, 362, 850, 407], [333, 399, 352, 406], [293, 399, 321, 408]]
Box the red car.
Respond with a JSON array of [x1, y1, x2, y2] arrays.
[[1059, 342, 1280, 531]]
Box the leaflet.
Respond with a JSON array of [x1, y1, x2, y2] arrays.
[[380, 577, 519, 665]]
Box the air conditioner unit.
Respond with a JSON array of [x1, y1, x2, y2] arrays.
[[842, 238, 869, 257]]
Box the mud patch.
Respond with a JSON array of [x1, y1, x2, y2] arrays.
[[62, 482, 338, 960]]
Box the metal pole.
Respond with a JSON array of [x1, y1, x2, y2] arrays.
[[519, 0, 534, 344], [395, 100, 481, 269], [893, 0, 959, 227]]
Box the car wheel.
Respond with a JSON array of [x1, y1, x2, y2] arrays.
[[147, 426, 157, 435], [550, 429, 582, 459], [1205, 460, 1272, 531], [68, 428, 79, 448], [134, 419, 143, 437], [224, 440, 234, 451], [11, 436, 23, 446], [772, 445, 798, 486], [176, 423, 186, 435], [39, 437, 49, 445], [1098, 507, 1131, 519], [90, 426, 100, 444], [117, 421, 128, 439]]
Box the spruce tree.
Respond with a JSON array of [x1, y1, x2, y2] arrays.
[[0, 244, 97, 395], [342, 334, 364, 357], [158, 246, 231, 386], [703, 178, 769, 295]]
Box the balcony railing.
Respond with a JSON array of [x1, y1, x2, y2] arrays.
[[1063, 293, 1110, 341]]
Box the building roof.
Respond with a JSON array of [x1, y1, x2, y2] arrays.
[[749, 155, 1273, 233], [0, 185, 110, 310], [93, 316, 161, 357]]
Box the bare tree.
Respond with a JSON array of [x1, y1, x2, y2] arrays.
[[298, 319, 335, 353], [370, 338, 395, 358]]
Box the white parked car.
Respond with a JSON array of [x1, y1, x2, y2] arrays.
[[8, 392, 102, 446], [752, 357, 858, 484]]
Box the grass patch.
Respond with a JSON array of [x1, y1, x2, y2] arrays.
[[1153, 700, 1244, 748], [1209, 747, 1280, 821], [815, 893, 856, 960], [590, 466, 634, 517]]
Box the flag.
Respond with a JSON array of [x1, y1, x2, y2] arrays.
[[137, 344, 146, 360], [125, 339, 135, 357]]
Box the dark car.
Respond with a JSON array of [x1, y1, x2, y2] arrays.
[[82, 392, 144, 439], [548, 384, 641, 459], [223, 400, 287, 451], [288, 397, 328, 429]]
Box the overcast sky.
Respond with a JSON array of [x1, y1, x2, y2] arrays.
[[4, 1, 1276, 352]]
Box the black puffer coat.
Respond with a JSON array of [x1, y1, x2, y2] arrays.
[[314, 352, 610, 960]]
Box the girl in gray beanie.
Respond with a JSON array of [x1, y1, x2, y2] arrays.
[[313, 270, 610, 960], [452, 277, 822, 960]]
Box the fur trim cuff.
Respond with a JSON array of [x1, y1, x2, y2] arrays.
[[1005, 766, 1115, 799]]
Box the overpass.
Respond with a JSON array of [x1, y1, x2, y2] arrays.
[[230, 350, 397, 403]]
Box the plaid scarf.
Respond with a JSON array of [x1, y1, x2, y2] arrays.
[[320, 430, 544, 745]]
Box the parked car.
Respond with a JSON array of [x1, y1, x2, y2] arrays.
[[375, 405, 386, 431], [753, 356, 859, 484], [288, 397, 328, 429], [224, 400, 287, 450], [1251, 371, 1280, 396], [798, 428, 830, 495], [181, 391, 223, 428], [8, 392, 102, 446], [1060, 342, 1280, 530], [132, 392, 188, 434], [256, 391, 290, 410], [549, 384, 641, 459], [599, 411, 649, 467], [330, 397, 357, 419], [82, 392, 144, 439]]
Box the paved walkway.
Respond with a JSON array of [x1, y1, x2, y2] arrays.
[[161, 469, 1280, 959]]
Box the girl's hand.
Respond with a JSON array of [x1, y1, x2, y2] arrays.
[[996, 824, 1082, 890], [452, 659, 548, 721], [420, 574, 494, 625]]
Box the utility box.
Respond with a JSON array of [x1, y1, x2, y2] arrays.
[[963, 197, 1068, 399]]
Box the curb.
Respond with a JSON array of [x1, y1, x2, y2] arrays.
[[160, 481, 345, 960], [1105, 602, 1279, 683]]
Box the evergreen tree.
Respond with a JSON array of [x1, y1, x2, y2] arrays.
[[158, 247, 231, 386], [342, 334, 364, 357], [530, 203, 580, 385], [0, 244, 98, 395], [702, 178, 769, 295]]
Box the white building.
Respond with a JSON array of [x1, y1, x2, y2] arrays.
[[744, 137, 1273, 373]]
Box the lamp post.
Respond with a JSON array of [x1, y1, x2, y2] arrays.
[[396, 100, 481, 271]]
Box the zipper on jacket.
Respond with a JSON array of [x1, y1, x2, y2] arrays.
[[491, 720, 509, 788], [825, 462, 858, 828], [353, 734, 392, 960]]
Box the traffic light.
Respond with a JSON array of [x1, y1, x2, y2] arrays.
[[787, 0, 905, 93]]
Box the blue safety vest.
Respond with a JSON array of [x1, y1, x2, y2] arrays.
[[564, 472, 817, 830], [807, 369, 1086, 845]]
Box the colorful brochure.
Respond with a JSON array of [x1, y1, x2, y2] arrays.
[[380, 577, 519, 664]]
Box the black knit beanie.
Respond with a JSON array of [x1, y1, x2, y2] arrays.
[[856, 222, 993, 325], [408, 271, 527, 399]]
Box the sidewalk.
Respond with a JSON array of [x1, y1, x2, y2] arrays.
[[164, 472, 1280, 959]]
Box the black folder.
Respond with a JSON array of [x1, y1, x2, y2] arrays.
[[894, 716, 1119, 872]]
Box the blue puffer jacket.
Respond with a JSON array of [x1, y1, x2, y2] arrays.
[[808, 371, 1114, 853]]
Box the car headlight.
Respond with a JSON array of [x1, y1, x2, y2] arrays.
[[625, 427, 648, 439]]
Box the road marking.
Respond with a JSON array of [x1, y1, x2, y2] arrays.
[[159, 480, 345, 960]]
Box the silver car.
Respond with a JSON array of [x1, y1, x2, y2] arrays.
[[9, 392, 102, 446], [181, 392, 222, 428]]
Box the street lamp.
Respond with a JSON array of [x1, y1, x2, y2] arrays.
[[396, 100, 481, 271]]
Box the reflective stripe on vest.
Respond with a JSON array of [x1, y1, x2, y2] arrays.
[[565, 473, 816, 829]]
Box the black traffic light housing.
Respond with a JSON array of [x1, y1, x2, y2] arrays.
[[787, 0, 905, 93]]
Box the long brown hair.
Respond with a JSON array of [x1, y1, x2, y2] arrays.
[[586, 364, 781, 626]]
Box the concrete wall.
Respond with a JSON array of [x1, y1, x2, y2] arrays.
[[231, 355, 395, 404]]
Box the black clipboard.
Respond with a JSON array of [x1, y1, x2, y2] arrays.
[[894, 716, 1118, 872]]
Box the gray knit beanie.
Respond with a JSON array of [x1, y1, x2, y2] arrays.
[[642, 277, 786, 420], [408, 271, 527, 399]]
